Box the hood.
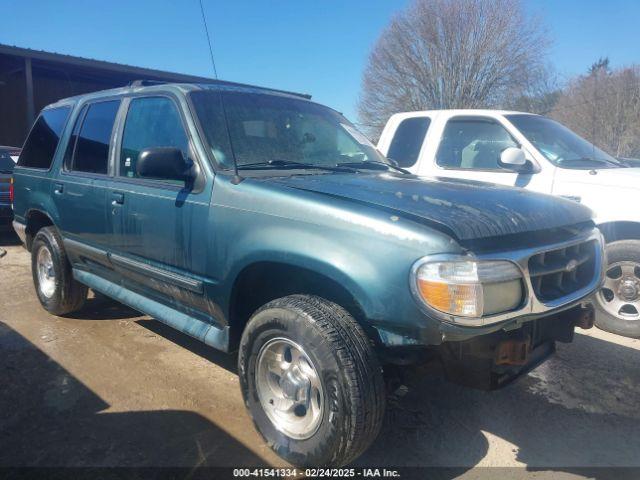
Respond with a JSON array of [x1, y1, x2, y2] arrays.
[[558, 167, 640, 190], [268, 173, 593, 241]]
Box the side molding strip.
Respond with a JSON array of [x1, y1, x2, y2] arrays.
[[73, 269, 229, 352], [110, 253, 204, 294], [64, 238, 204, 295]]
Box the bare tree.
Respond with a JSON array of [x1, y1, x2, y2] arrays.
[[357, 0, 549, 138], [506, 62, 561, 114], [551, 63, 640, 158]]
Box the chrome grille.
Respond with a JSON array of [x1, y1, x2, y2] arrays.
[[528, 240, 597, 303]]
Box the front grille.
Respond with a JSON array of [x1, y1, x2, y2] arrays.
[[0, 191, 9, 204], [528, 240, 597, 303]]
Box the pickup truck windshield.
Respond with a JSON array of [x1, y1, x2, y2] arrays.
[[505, 114, 624, 169], [190, 90, 387, 170]]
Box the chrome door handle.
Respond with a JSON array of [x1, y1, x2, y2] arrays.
[[111, 192, 125, 205]]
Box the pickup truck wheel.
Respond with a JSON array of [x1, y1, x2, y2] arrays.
[[594, 240, 640, 338], [31, 227, 87, 316], [238, 294, 385, 467]]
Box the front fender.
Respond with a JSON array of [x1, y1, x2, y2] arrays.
[[210, 216, 458, 347]]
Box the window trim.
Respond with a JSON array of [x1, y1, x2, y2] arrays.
[[14, 105, 73, 173], [61, 98, 122, 179], [112, 93, 206, 192], [434, 115, 525, 173]]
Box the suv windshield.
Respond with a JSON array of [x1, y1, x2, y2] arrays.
[[505, 114, 624, 169], [0, 152, 15, 173], [190, 90, 387, 170]]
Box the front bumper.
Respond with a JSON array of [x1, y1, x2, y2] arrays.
[[439, 303, 595, 390]]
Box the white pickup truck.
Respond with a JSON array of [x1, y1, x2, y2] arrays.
[[377, 110, 640, 337]]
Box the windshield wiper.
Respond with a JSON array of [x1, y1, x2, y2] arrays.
[[337, 160, 410, 174], [564, 157, 627, 168], [237, 159, 355, 173]]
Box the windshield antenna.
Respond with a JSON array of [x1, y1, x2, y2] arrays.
[[199, 0, 218, 79]]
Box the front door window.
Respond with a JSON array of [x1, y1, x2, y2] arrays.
[[436, 118, 518, 171]]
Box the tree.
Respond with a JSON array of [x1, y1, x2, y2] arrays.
[[551, 63, 640, 158], [357, 0, 549, 138], [589, 57, 611, 75], [505, 63, 561, 114]]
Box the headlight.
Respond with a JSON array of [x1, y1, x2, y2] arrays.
[[411, 257, 524, 322]]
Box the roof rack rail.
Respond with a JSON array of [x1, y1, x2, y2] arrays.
[[127, 78, 311, 99], [129, 79, 168, 87]]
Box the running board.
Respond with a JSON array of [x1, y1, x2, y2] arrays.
[[73, 269, 229, 352]]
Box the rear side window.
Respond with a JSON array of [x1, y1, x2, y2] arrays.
[[67, 100, 120, 174], [119, 96, 190, 181], [386, 117, 431, 168], [18, 106, 71, 169]]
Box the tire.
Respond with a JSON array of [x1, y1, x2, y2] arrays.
[[594, 239, 640, 338], [238, 295, 386, 467], [31, 226, 87, 316]]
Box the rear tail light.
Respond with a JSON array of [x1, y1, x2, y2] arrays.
[[9, 177, 14, 204]]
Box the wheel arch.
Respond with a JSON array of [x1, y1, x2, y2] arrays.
[[599, 221, 640, 244], [24, 209, 56, 251], [227, 260, 377, 350]]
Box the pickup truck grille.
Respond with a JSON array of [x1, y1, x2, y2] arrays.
[[528, 240, 597, 303]]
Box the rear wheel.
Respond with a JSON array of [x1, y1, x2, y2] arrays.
[[594, 240, 640, 337], [31, 226, 87, 315], [238, 295, 385, 467]]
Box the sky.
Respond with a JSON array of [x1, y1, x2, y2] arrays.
[[1, 0, 639, 121]]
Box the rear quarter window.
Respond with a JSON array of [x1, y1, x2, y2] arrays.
[[18, 106, 71, 169], [387, 117, 431, 168]]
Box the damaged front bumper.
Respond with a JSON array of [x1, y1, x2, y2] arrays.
[[439, 302, 595, 390]]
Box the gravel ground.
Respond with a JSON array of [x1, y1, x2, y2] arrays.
[[1, 230, 639, 479]]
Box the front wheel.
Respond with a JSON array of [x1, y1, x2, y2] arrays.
[[594, 240, 640, 338], [238, 295, 386, 467]]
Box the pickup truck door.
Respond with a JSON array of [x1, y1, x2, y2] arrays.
[[416, 115, 554, 194], [104, 95, 214, 318]]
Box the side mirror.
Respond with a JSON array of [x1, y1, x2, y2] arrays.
[[499, 147, 527, 170], [136, 147, 193, 183]]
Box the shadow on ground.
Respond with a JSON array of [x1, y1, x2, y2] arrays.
[[66, 292, 143, 321], [0, 321, 263, 468]]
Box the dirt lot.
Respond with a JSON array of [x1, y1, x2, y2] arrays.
[[1, 229, 640, 478]]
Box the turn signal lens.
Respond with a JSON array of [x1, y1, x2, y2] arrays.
[[9, 177, 14, 204], [418, 279, 483, 317], [413, 259, 523, 319]]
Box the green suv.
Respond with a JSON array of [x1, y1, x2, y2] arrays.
[[12, 80, 603, 466]]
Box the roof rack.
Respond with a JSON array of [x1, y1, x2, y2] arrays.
[[129, 79, 167, 87], [128, 78, 312, 99]]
